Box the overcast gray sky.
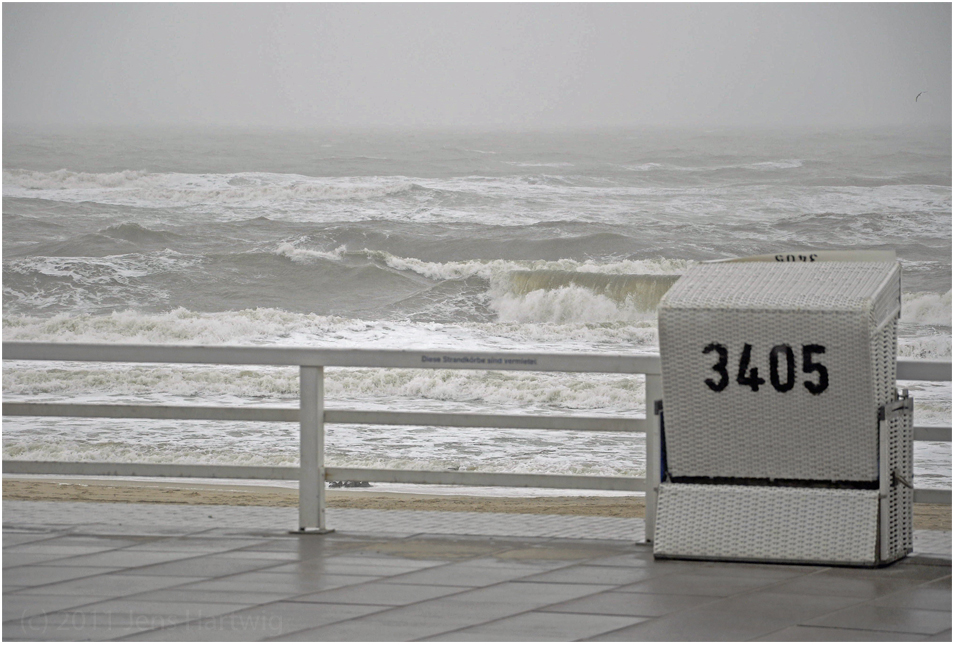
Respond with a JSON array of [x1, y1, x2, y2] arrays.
[[3, 3, 951, 128]]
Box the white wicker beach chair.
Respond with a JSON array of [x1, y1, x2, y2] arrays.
[[653, 259, 912, 566]]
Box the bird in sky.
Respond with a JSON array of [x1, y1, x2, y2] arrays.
[[916, 91, 927, 102]]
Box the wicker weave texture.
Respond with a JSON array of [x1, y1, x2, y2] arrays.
[[660, 262, 900, 325], [658, 262, 900, 481], [653, 483, 879, 564]]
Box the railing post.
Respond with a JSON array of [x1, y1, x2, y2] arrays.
[[644, 373, 663, 543], [295, 366, 332, 533]]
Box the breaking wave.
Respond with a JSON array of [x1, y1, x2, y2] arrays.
[[899, 336, 952, 359], [902, 290, 952, 327], [273, 243, 690, 280], [491, 286, 657, 324]]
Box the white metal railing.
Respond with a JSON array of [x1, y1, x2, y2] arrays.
[[2, 342, 951, 539]]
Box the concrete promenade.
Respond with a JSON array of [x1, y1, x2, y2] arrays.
[[3, 501, 951, 641]]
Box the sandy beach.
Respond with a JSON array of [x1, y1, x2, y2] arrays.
[[2, 478, 646, 518], [2, 477, 949, 530]]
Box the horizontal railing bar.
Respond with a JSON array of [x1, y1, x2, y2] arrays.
[[914, 489, 952, 505], [6, 403, 945, 441], [324, 467, 647, 492], [914, 426, 952, 442], [1, 403, 648, 433], [2, 461, 298, 480], [4, 344, 948, 382], [4, 460, 949, 503], [897, 359, 952, 382], [2, 342, 662, 375]]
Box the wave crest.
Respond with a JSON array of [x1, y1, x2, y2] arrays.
[[366, 249, 690, 282], [902, 291, 952, 327], [491, 287, 655, 324]]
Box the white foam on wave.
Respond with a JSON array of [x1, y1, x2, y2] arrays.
[[801, 185, 951, 218], [276, 243, 347, 264], [503, 161, 576, 168], [1, 438, 298, 468], [6, 251, 196, 283], [1, 429, 645, 479], [902, 290, 952, 327], [3, 169, 417, 213], [747, 159, 804, 170], [625, 163, 666, 172], [2, 361, 647, 412], [270, 242, 689, 282], [2, 307, 359, 345], [3, 307, 664, 363], [623, 159, 803, 173], [365, 248, 689, 282], [490, 286, 655, 324], [899, 336, 952, 359], [3, 253, 197, 314], [3, 168, 152, 189]]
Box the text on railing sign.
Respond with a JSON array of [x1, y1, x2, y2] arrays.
[[421, 354, 538, 366]]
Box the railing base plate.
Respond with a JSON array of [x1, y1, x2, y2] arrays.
[[289, 528, 336, 535]]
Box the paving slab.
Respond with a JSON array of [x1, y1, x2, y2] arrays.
[[175, 571, 379, 595], [3, 551, 76, 568], [3, 593, 113, 621], [2, 531, 66, 547], [263, 558, 438, 577], [521, 564, 661, 586], [122, 538, 273, 553], [28, 549, 201, 568], [868, 586, 953, 611], [615, 572, 781, 597], [9, 573, 206, 598], [126, 588, 305, 606], [924, 627, 953, 641], [751, 625, 929, 641], [584, 604, 800, 641], [804, 605, 952, 635], [426, 609, 647, 641], [766, 570, 936, 599], [540, 590, 715, 618], [920, 574, 952, 589], [108, 555, 282, 578], [55, 599, 250, 623], [290, 581, 472, 606], [3, 564, 122, 588], [698, 590, 864, 623], [3, 616, 152, 641], [377, 561, 550, 587], [120, 601, 391, 641]]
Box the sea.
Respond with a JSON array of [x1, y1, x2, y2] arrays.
[[2, 125, 951, 494]]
